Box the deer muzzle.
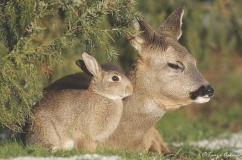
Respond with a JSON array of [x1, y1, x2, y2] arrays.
[[190, 85, 214, 104]]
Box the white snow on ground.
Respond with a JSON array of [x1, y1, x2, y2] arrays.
[[191, 132, 242, 154], [6, 154, 122, 160], [171, 131, 242, 158]]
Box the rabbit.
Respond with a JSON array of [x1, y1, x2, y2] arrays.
[[24, 52, 133, 152]]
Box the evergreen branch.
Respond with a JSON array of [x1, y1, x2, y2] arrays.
[[0, 0, 137, 131]]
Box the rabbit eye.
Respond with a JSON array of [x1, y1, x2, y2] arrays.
[[112, 76, 119, 81]]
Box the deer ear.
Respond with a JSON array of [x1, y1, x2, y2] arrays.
[[159, 3, 185, 41], [128, 17, 159, 51], [81, 52, 103, 80]]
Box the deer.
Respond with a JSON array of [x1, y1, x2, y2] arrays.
[[43, 3, 214, 154]]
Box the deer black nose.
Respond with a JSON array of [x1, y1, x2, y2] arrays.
[[206, 85, 214, 97], [190, 85, 214, 100]]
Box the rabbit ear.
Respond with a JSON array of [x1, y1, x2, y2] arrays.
[[82, 52, 103, 80], [76, 60, 93, 77]]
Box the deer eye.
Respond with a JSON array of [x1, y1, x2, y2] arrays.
[[168, 63, 180, 69], [112, 76, 119, 81]]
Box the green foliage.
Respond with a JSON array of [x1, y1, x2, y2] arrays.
[[0, 0, 137, 131], [0, 0, 37, 51]]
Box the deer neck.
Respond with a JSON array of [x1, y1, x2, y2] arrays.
[[123, 60, 166, 126]]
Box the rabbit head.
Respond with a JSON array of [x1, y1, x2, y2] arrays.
[[79, 52, 133, 100]]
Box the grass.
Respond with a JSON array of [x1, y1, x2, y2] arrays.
[[0, 138, 237, 160], [157, 108, 230, 143], [0, 141, 167, 159]]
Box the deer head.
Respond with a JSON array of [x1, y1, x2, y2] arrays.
[[128, 3, 214, 110]]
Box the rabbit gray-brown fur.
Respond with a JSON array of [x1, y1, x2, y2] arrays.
[[25, 52, 133, 151]]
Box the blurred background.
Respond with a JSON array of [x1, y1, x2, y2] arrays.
[[1, 0, 242, 145]]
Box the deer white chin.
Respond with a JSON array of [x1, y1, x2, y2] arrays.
[[193, 95, 210, 104]]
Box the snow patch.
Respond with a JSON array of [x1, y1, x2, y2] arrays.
[[170, 132, 242, 154], [7, 154, 122, 160]]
